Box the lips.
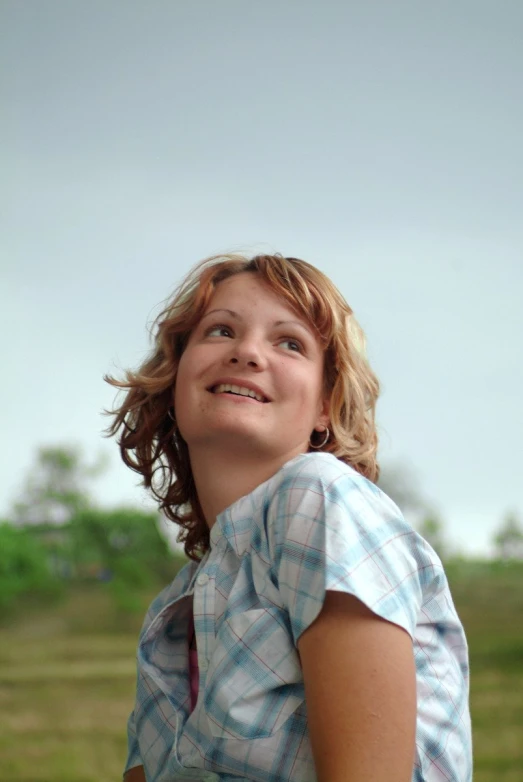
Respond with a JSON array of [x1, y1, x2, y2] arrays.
[[207, 379, 270, 403]]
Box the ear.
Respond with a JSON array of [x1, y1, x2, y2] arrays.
[[314, 395, 330, 431]]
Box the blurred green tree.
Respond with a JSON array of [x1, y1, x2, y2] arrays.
[[70, 506, 173, 579], [12, 444, 106, 526], [493, 511, 523, 561], [5, 443, 185, 616], [0, 522, 61, 618], [70, 507, 182, 611]]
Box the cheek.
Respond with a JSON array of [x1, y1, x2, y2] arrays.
[[307, 373, 327, 418], [173, 362, 196, 439], [287, 369, 324, 412], [173, 353, 191, 409]]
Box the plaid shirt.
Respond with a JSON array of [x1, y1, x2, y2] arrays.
[[126, 452, 472, 781]]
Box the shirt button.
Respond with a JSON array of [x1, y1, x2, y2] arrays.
[[196, 573, 209, 586], [199, 657, 209, 672]]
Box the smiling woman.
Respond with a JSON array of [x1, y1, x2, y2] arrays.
[[172, 272, 331, 527], [105, 252, 472, 782], [106, 253, 378, 559]]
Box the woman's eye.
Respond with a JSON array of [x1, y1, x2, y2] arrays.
[[279, 338, 302, 352], [206, 324, 233, 338]]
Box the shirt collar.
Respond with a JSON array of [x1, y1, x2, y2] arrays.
[[209, 453, 309, 557]]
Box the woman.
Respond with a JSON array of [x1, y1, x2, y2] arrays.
[[106, 253, 472, 782]]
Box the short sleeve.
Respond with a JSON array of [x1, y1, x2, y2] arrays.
[[270, 454, 438, 645]]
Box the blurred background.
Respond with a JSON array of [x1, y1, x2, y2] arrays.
[[2, 1, 522, 780]]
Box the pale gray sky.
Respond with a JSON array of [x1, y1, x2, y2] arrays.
[[2, 0, 522, 555]]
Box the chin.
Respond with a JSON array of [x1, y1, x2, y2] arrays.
[[186, 419, 264, 444]]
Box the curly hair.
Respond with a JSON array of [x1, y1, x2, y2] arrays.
[[105, 253, 380, 561]]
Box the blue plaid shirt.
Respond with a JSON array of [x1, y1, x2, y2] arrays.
[[126, 453, 472, 781]]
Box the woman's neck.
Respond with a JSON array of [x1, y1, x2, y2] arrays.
[[189, 444, 305, 529]]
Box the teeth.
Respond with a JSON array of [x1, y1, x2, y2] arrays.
[[213, 383, 265, 402]]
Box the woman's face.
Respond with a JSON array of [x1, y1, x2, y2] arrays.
[[174, 272, 330, 463]]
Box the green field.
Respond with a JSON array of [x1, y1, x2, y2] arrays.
[[0, 562, 521, 781]]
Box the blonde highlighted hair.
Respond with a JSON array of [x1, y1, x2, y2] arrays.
[[105, 253, 380, 560]]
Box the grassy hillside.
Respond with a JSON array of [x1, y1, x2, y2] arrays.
[[0, 562, 521, 781], [446, 560, 523, 780]]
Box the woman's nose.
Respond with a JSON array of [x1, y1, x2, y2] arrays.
[[226, 335, 267, 369]]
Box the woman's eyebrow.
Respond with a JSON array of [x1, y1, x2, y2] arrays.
[[201, 310, 313, 336], [201, 308, 239, 321], [273, 319, 312, 335]]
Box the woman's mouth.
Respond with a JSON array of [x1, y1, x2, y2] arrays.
[[210, 383, 268, 403]]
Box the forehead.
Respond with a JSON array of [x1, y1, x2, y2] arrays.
[[206, 272, 301, 318], [188, 271, 326, 352]]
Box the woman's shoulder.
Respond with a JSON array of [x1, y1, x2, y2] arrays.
[[269, 452, 446, 585], [282, 450, 353, 479], [270, 454, 456, 640], [281, 451, 379, 487], [276, 452, 395, 512]]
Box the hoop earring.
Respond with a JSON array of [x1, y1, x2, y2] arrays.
[[309, 426, 330, 449], [168, 408, 175, 421]]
